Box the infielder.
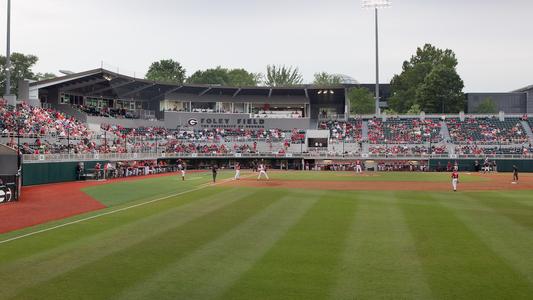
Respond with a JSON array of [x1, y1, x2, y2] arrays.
[[355, 160, 363, 173], [234, 162, 241, 180], [257, 163, 269, 180], [180, 164, 186, 181], [177, 160, 185, 181], [451, 170, 459, 192]]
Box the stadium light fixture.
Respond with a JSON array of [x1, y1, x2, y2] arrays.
[[362, 0, 391, 115]]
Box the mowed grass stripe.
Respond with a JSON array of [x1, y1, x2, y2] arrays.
[[10, 189, 282, 300], [0, 188, 255, 299], [222, 192, 358, 300], [0, 177, 240, 262], [118, 189, 322, 300], [437, 192, 533, 286], [331, 191, 432, 300], [400, 192, 533, 299], [473, 192, 533, 230], [81, 171, 232, 207], [0, 171, 239, 244]]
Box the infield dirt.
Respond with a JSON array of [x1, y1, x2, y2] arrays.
[[225, 172, 533, 192]]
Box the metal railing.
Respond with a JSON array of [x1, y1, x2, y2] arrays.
[[22, 151, 533, 163]]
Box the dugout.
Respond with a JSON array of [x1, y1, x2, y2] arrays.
[[429, 158, 533, 172], [0, 144, 22, 203]]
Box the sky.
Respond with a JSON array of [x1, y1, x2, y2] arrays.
[[0, 0, 531, 92]]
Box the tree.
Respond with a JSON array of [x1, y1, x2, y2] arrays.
[[145, 59, 186, 84], [264, 65, 303, 87], [187, 67, 229, 85], [348, 87, 375, 115], [187, 67, 260, 86], [406, 103, 422, 115], [313, 72, 342, 86], [476, 97, 498, 114], [388, 44, 464, 113], [383, 108, 399, 115], [0, 52, 38, 95], [227, 69, 261, 86], [35, 72, 57, 81], [416, 65, 465, 113]]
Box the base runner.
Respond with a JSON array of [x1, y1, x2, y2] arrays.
[[234, 163, 241, 180], [451, 170, 459, 192], [257, 163, 269, 180]]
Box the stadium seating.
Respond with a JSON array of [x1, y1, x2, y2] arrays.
[[446, 117, 528, 144], [369, 144, 448, 156], [0, 102, 89, 138], [2, 99, 531, 157], [74, 105, 137, 119], [319, 118, 362, 141], [368, 117, 442, 144]]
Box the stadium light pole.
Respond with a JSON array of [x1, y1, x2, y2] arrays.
[[362, 0, 391, 116], [4, 0, 12, 97]]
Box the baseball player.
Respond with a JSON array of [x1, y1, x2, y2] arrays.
[[512, 165, 519, 183], [355, 160, 363, 173], [451, 170, 459, 192], [234, 162, 241, 180], [212, 165, 218, 183], [180, 163, 186, 181], [257, 163, 269, 180], [177, 160, 185, 181]]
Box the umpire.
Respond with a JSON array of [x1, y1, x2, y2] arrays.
[[513, 165, 519, 183]]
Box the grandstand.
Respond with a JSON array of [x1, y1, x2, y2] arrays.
[[1, 68, 533, 185]]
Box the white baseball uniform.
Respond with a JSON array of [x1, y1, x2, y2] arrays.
[[258, 164, 269, 180]]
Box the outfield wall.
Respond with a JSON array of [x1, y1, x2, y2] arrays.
[[22, 160, 108, 186], [21, 157, 533, 186]]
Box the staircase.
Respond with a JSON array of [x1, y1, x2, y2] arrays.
[[521, 120, 533, 144], [361, 121, 369, 141], [439, 121, 455, 154], [439, 121, 451, 141]]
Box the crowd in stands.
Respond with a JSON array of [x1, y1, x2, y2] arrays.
[[446, 117, 528, 144], [2, 100, 533, 158], [100, 124, 303, 143], [368, 145, 448, 156], [454, 145, 533, 156], [320, 119, 362, 141], [0, 101, 90, 138], [74, 105, 137, 119], [367, 117, 442, 144]]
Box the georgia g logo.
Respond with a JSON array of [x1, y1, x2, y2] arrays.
[[0, 187, 12, 203], [187, 118, 198, 126]]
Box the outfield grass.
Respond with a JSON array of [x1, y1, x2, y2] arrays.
[[1, 172, 533, 299]]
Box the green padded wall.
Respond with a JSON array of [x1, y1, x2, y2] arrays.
[[22, 161, 108, 186]]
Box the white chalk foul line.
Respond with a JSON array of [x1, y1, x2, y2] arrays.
[[0, 174, 248, 245]]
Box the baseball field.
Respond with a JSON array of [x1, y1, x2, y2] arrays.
[[1, 171, 533, 299]]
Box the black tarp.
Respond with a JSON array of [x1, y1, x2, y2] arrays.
[[0, 144, 18, 175], [0, 144, 21, 202]]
